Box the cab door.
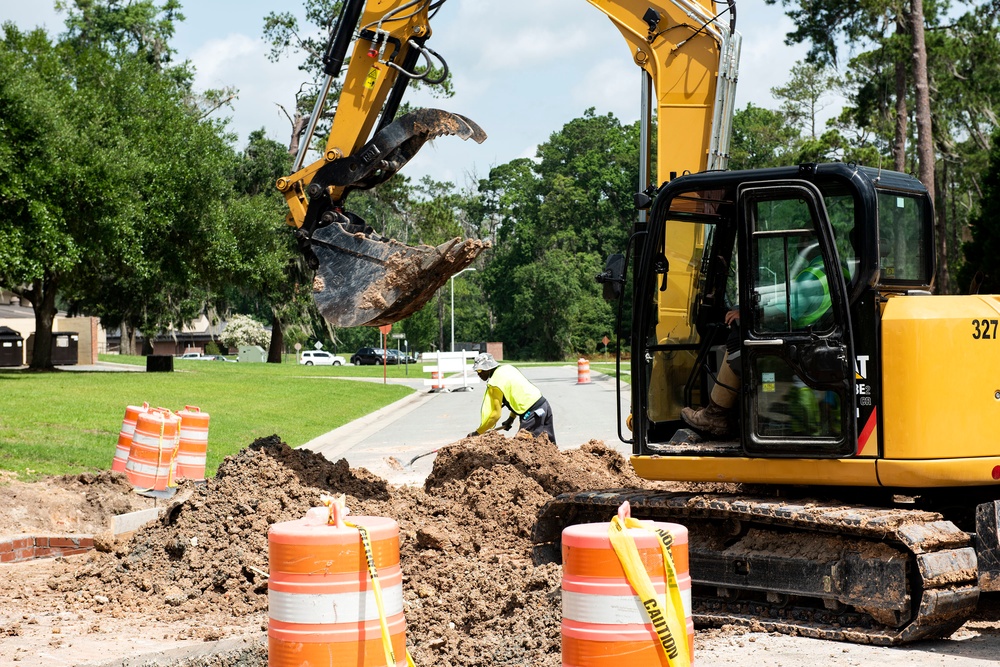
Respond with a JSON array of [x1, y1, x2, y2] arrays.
[[736, 182, 855, 457]]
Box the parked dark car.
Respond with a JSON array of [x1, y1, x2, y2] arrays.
[[387, 348, 416, 364], [351, 347, 395, 365]]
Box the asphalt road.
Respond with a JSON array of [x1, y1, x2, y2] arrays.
[[299, 362, 1000, 666], [301, 363, 632, 485]]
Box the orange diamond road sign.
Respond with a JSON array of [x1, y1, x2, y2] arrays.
[[602, 336, 610, 346], [379, 324, 392, 335]]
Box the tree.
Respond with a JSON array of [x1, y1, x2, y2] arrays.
[[60, 46, 241, 355], [58, 0, 185, 70], [958, 127, 1000, 295], [220, 314, 270, 349], [0, 26, 84, 368], [770, 61, 838, 139], [729, 103, 800, 169], [226, 130, 312, 363], [474, 110, 638, 359], [767, 0, 941, 288], [0, 1, 255, 368]]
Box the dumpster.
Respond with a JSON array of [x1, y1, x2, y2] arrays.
[[0, 326, 23, 367], [26, 331, 79, 365], [52, 332, 79, 365], [146, 355, 174, 372]]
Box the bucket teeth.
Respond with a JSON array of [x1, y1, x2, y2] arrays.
[[310, 223, 489, 328], [301, 108, 489, 328]]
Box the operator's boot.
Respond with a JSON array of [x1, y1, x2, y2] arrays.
[[681, 355, 739, 438], [680, 400, 733, 437]]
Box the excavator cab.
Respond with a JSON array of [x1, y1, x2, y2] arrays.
[[629, 165, 881, 463], [276, 0, 488, 328]]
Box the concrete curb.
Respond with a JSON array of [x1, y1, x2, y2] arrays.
[[78, 633, 267, 667], [299, 387, 439, 461]]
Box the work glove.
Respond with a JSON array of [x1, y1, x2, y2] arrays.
[[467, 431, 480, 438], [499, 419, 514, 431]]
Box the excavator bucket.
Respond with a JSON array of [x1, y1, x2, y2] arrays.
[[300, 109, 489, 328], [310, 225, 487, 327]]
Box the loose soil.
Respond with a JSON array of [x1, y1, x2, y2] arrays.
[[2, 432, 1000, 667]]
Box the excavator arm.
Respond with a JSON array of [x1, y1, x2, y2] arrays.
[[277, 0, 738, 329], [276, 0, 488, 328]]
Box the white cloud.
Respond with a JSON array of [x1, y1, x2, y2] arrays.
[[189, 33, 306, 149], [572, 57, 640, 121], [2, 0, 840, 183]]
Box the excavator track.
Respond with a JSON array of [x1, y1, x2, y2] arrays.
[[534, 489, 979, 645]]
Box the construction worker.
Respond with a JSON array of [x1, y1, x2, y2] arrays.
[[467, 353, 556, 443]]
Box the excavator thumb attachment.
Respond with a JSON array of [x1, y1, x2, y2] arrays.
[[310, 225, 487, 328], [300, 108, 490, 328]]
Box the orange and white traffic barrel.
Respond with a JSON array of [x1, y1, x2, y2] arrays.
[[125, 408, 180, 492], [268, 502, 408, 667], [113, 402, 149, 472], [561, 506, 693, 666], [431, 369, 444, 391], [577, 358, 592, 385], [175, 405, 209, 482]]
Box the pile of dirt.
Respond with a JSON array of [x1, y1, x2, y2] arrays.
[[36, 430, 655, 664], [0, 470, 156, 536]]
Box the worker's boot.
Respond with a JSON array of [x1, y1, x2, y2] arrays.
[[681, 355, 739, 438], [681, 400, 734, 438]]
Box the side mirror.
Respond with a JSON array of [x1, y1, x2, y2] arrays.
[[597, 253, 625, 301]]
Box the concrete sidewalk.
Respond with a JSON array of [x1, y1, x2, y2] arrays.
[[302, 364, 632, 485]]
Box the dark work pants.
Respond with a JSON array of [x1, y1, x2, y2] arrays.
[[520, 397, 556, 444]]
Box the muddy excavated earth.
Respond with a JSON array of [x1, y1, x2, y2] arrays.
[[2, 432, 1000, 666]]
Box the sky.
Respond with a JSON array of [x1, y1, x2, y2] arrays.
[[1, 0, 826, 188]]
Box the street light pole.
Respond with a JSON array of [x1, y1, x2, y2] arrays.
[[450, 267, 477, 352]]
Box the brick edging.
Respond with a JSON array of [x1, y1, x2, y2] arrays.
[[0, 534, 94, 563]]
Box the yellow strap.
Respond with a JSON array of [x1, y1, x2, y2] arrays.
[[347, 520, 397, 667], [321, 494, 415, 667], [608, 514, 690, 667]]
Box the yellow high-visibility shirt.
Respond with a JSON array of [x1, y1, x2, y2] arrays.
[[476, 365, 542, 433]]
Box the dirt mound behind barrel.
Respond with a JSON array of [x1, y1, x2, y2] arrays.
[[45, 431, 653, 663]]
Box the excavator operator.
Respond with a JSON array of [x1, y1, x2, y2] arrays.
[[682, 232, 856, 438]]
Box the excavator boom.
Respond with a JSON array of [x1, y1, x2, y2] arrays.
[[278, 0, 738, 329], [276, 0, 489, 328]]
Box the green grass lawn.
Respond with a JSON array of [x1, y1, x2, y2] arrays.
[[0, 355, 415, 479]]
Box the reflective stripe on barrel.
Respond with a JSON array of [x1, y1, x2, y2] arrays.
[[175, 405, 209, 481], [267, 507, 406, 667], [124, 409, 179, 491], [113, 403, 149, 472], [561, 521, 693, 666]]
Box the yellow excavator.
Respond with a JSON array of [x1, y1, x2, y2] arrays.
[[280, 0, 1000, 645]]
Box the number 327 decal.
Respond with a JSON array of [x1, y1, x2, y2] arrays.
[[972, 319, 999, 339]]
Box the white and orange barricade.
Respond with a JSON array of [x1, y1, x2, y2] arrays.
[[577, 358, 592, 385], [124, 408, 180, 493], [268, 497, 409, 667], [431, 369, 445, 391], [113, 402, 149, 472], [175, 405, 209, 482], [561, 503, 693, 666]]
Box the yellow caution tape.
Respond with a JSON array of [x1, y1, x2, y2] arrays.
[[607, 504, 690, 667], [323, 494, 415, 667]]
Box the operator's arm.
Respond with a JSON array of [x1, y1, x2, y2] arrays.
[[474, 385, 504, 434]]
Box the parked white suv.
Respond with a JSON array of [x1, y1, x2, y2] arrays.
[[299, 350, 346, 366]]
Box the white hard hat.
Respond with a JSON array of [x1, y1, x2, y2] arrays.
[[472, 353, 498, 372]]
